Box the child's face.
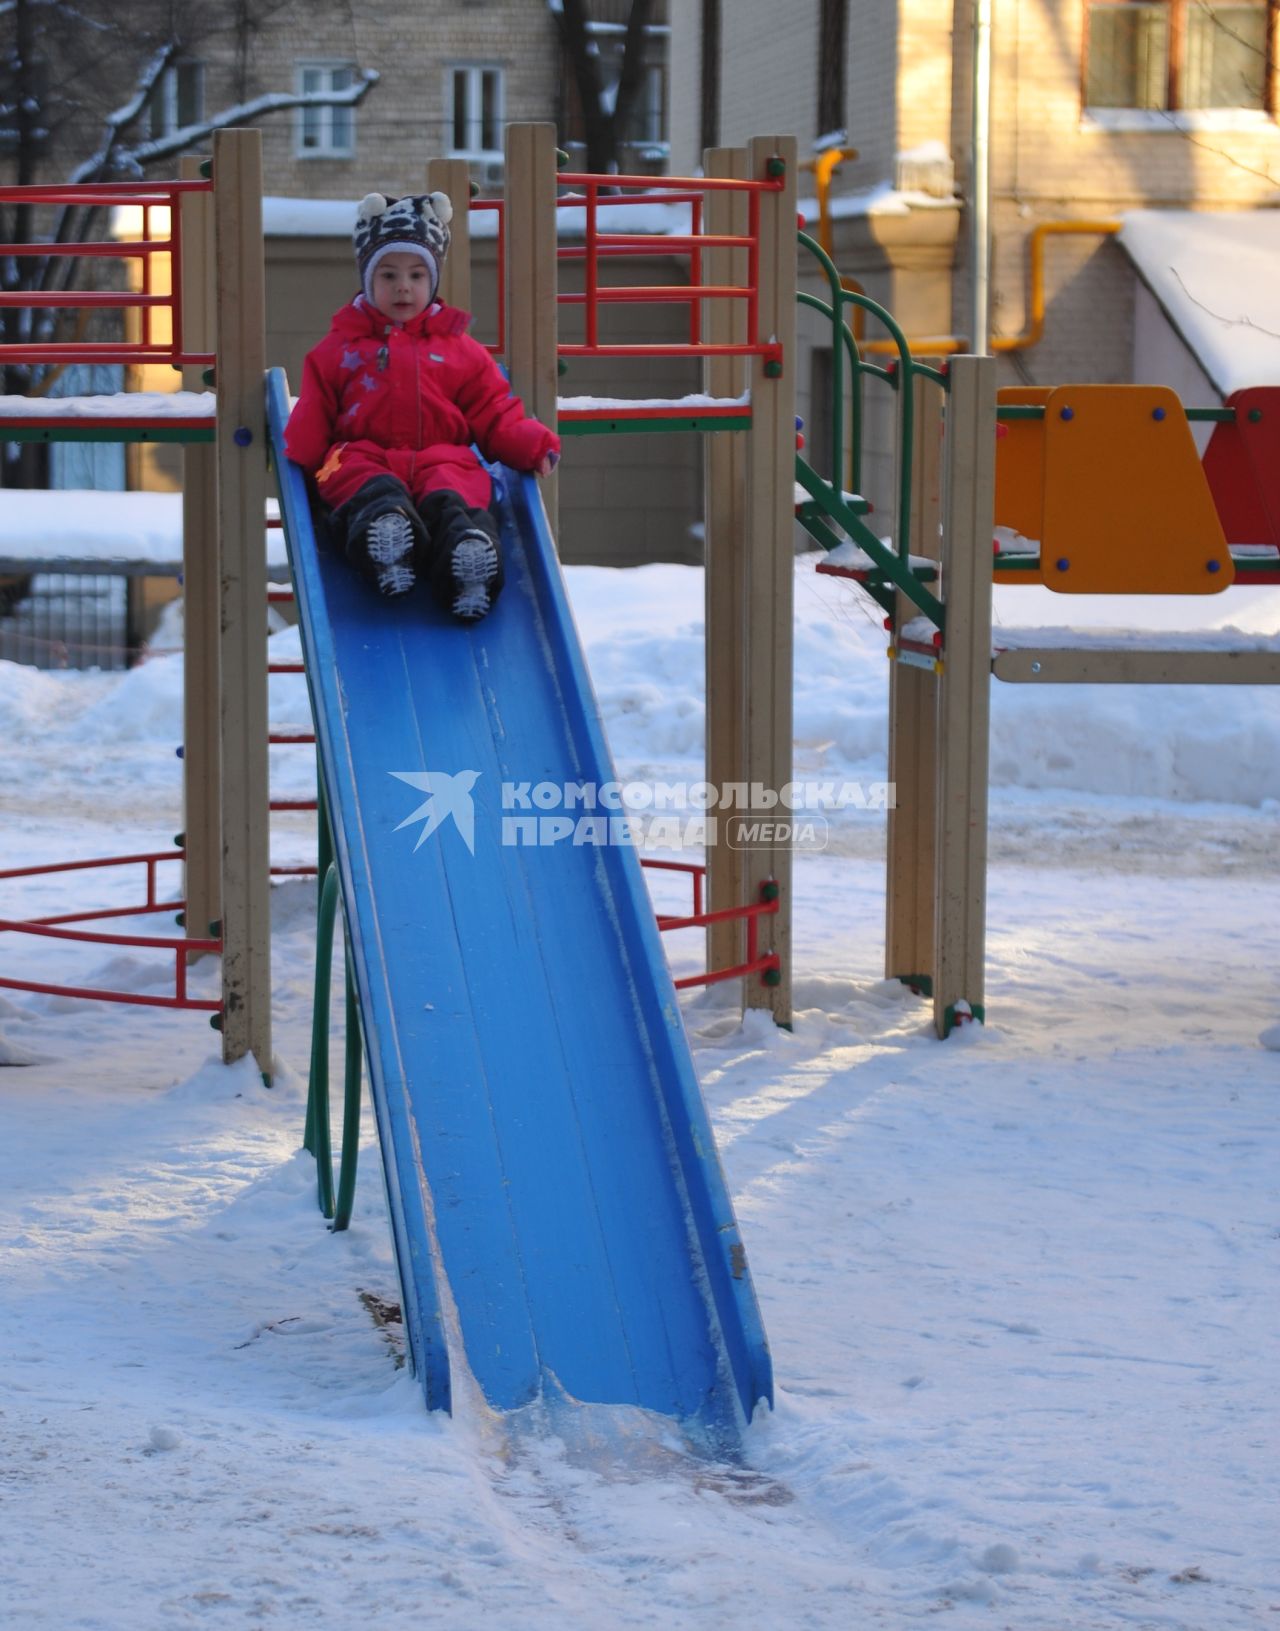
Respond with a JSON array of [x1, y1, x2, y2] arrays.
[[369, 252, 433, 323]]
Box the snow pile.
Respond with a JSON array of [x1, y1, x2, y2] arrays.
[[0, 489, 287, 567], [1, 538, 1279, 1629]]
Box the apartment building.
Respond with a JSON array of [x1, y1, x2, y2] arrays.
[[671, 0, 1280, 531]]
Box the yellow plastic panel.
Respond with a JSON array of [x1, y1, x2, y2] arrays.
[[1041, 385, 1233, 594], [993, 387, 1050, 584]]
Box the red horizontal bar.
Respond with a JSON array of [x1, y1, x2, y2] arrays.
[[557, 172, 784, 193], [0, 181, 210, 202], [4, 238, 175, 257], [557, 235, 754, 255], [559, 404, 750, 423], [557, 342, 777, 358], [270, 865, 319, 876], [640, 858, 707, 877], [267, 590, 296, 602], [0, 973, 220, 1011], [270, 800, 318, 812], [268, 663, 306, 673], [0, 914, 217, 954], [30, 900, 181, 929], [673, 954, 780, 992], [0, 347, 214, 364], [269, 732, 315, 745], [0, 291, 173, 308], [558, 285, 749, 305], [0, 849, 183, 883], [657, 899, 777, 933]]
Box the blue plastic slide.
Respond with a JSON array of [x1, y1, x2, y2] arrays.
[[265, 370, 772, 1435]]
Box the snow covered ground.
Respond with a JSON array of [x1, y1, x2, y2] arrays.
[[1, 557, 1278, 1629]]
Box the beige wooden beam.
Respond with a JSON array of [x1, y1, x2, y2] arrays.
[[179, 155, 219, 955], [993, 646, 1280, 685], [213, 128, 272, 1076], [426, 157, 473, 315], [934, 355, 996, 1038], [742, 134, 797, 1024], [503, 124, 559, 537], [885, 371, 944, 989], [702, 145, 750, 981]]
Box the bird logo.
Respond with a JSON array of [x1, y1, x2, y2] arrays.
[[390, 769, 480, 854]]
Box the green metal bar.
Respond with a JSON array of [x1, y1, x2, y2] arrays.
[[803, 508, 896, 618], [796, 290, 866, 494], [558, 415, 751, 436], [797, 231, 852, 502], [911, 361, 949, 388], [332, 945, 364, 1233], [306, 778, 338, 1220], [303, 776, 334, 1159], [0, 424, 215, 443], [996, 404, 1237, 424], [797, 231, 918, 565], [795, 454, 946, 626], [309, 861, 339, 1221]]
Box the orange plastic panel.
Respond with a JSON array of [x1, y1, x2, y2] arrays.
[[1041, 385, 1232, 594], [993, 387, 1050, 584]]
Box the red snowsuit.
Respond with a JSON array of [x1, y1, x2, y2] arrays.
[[284, 296, 559, 512]]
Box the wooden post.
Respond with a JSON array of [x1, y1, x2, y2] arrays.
[[934, 354, 996, 1037], [213, 128, 272, 1076], [885, 370, 943, 987], [742, 134, 797, 1024], [503, 123, 559, 536], [426, 157, 473, 315], [702, 146, 749, 980], [179, 154, 219, 956]]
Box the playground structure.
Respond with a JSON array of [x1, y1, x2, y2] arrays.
[[796, 232, 1280, 1031], [4, 123, 1280, 1418], [0, 125, 799, 1431]]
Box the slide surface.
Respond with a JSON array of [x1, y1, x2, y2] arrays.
[[266, 371, 772, 1435]]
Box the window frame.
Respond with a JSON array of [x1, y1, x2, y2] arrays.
[[446, 64, 505, 163], [294, 60, 358, 160], [1081, 0, 1277, 118], [145, 61, 205, 141]]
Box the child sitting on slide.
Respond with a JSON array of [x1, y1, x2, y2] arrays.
[[285, 191, 560, 620]]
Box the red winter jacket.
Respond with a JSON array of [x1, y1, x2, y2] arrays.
[[284, 296, 559, 511]]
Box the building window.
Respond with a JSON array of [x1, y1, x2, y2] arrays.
[[448, 66, 504, 160], [1084, 0, 1273, 111], [296, 62, 356, 158], [145, 62, 204, 140]]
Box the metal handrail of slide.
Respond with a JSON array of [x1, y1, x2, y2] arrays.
[[794, 229, 946, 626]]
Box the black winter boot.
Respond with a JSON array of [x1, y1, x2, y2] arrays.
[[419, 490, 504, 621], [331, 476, 430, 598]]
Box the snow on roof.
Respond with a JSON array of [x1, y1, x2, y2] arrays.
[[1119, 209, 1280, 397]]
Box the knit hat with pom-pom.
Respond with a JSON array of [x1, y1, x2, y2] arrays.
[[353, 191, 452, 301]]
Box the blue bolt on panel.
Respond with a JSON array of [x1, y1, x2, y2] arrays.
[[266, 370, 771, 1436]]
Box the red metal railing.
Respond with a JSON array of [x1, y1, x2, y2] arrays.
[[641, 859, 780, 990], [469, 198, 505, 356], [0, 179, 215, 366], [0, 851, 221, 1011], [553, 171, 783, 367]]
